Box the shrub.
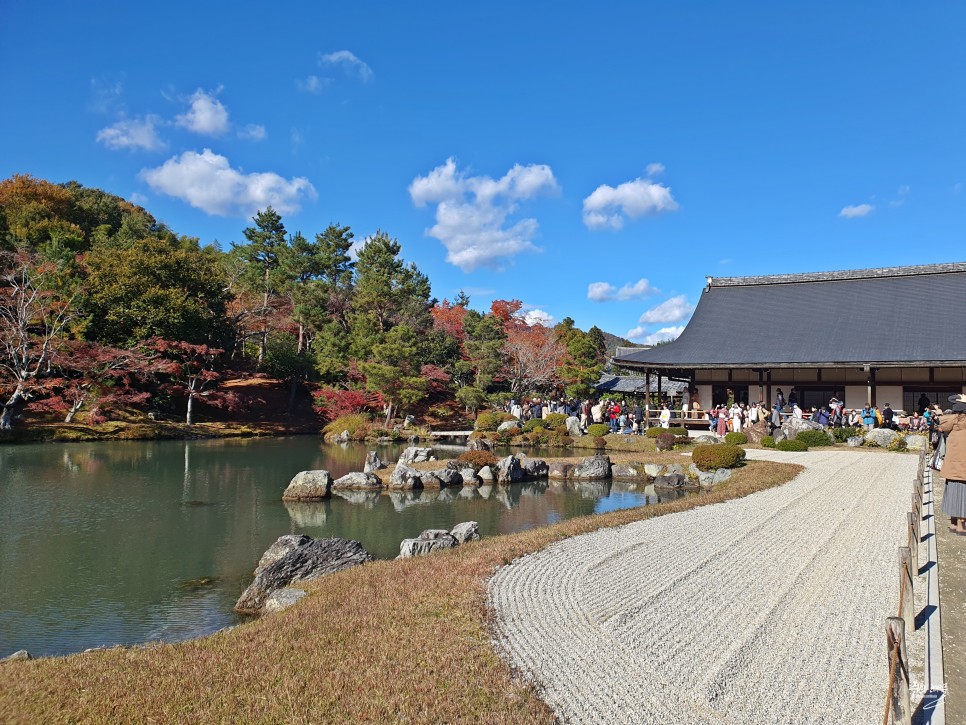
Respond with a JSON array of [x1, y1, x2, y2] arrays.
[[832, 426, 863, 443], [474, 411, 517, 431], [888, 435, 908, 452], [656, 432, 676, 451], [674, 435, 693, 447], [761, 435, 776, 448], [522, 419, 548, 433], [724, 432, 748, 445], [692, 444, 747, 471], [645, 427, 665, 439], [587, 423, 611, 438], [776, 439, 808, 452], [526, 430, 549, 445], [593, 436, 607, 449], [548, 433, 574, 447], [369, 426, 404, 441], [667, 427, 688, 437], [456, 450, 498, 469], [497, 426, 521, 442], [322, 413, 370, 439], [543, 412, 568, 428], [554, 425, 569, 436], [797, 430, 833, 448]]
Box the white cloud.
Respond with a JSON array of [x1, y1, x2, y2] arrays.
[[409, 157, 559, 271], [889, 185, 910, 207], [297, 75, 330, 94], [587, 278, 656, 302], [838, 203, 874, 218], [96, 115, 165, 151], [238, 124, 266, 141], [638, 295, 694, 324], [290, 129, 304, 151], [319, 50, 374, 82], [626, 325, 685, 345], [175, 89, 229, 136], [583, 177, 679, 230], [523, 308, 555, 326], [140, 149, 316, 217], [646, 162, 665, 177], [129, 192, 149, 205]]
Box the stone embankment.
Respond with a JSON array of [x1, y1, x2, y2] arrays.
[[489, 449, 913, 724]]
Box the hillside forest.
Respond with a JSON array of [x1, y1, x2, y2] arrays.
[[0, 175, 612, 433]]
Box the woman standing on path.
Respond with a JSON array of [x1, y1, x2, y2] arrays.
[[940, 395, 966, 535]]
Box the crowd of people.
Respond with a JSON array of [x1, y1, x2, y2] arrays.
[[501, 397, 678, 435]]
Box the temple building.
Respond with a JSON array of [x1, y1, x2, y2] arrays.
[[613, 263, 966, 413]]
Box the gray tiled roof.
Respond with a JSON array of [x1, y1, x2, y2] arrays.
[[615, 262, 966, 369], [596, 374, 688, 394]]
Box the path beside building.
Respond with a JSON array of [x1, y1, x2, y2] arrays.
[[489, 449, 914, 724]]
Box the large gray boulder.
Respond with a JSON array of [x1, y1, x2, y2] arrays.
[[689, 464, 732, 487], [643, 463, 666, 478], [1, 650, 31, 662], [905, 434, 928, 451], [573, 455, 612, 480], [263, 587, 307, 614], [390, 463, 423, 490], [450, 521, 481, 544], [743, 420, 769, 445], [496, 455, 524, 484], [566, 416, 584, 437], [398, 447, 435, 465], [611, 463, 644, 478], [478, 465, 495, 482], [865, 428, 899, 448], [332, 471, 382, 490], [421, 469, 463, 488], [235, 536, 373, 614], [694, 435, 719, 445], [465, 437, 492, 452], [363, 451, 386, 473], [654, 473, 698, 490], [548, 462, 574, 479], [282, 470, 332, 501], [497, 419, 522, 432], [520, 458, 549, 479], [846, 436, 864, 447], [459, 468, 482, 485], [397, 529, 459, 559], [780, 417, 824, 441], [664, 463, 686, 477]]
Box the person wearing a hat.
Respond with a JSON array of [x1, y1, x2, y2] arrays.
[[940, 394, 966, 535]]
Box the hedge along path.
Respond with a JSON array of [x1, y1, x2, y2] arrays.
[[489, 449, 915, 725], [0, 460, 800, 724]]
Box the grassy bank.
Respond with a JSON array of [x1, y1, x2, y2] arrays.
[[0, 420, 320, 445], [0, 459, 802, 723]]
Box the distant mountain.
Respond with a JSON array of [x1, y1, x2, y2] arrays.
[[600, 330, 638, 358]]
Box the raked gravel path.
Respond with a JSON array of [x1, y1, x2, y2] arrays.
[[489, 449, 914, 724]]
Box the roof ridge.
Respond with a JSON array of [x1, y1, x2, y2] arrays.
[[709, 262, 966, 287]]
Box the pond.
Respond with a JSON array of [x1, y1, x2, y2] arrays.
[[0, 437, 686, 658]]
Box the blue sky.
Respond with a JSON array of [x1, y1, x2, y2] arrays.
[[2, 2, 964, 343]]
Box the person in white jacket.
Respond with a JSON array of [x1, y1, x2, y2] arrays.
[[730, 403, 743, 433]]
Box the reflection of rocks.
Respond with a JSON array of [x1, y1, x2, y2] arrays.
[[283, 501, 330, 527], [331, 489, 380, 507], [575, 481, 611, 499], [389, 489, 439, 511], [397, 447, 435, 465], [332, 471, 382, 490], [264, 587, 307, 614], [458, 485, 478, 499], [478, 485, 493, 499], [436, 487, 457, 502], [235, 535, 373, 614], [282, 470, 332, 501], [496, 487, 513, 510]]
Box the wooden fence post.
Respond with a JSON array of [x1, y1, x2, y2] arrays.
[[885, 617, 911, 725], [907, 512, 918, 564], [898, 547, 915, 633]]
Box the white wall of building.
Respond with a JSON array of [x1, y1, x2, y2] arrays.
[[844, 385, 868, 410]]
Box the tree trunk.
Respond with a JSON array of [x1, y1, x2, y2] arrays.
[[384, 401, 393, 428], [64, 397, 85, 424], [287, 374, 300, 415], [1, 385, 25, 430], [186, 391, 195, 425], [297, 323, 305, 355]]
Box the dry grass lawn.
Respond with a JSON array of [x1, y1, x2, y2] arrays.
[[0, 459, 801, 724]]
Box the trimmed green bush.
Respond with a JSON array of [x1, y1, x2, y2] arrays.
[[888, 435, 908, 452], [587, 423, 611, 438], [776, 439, 808, 452], [522, 419, 548, 433], [692, 444, 746, 471], [543, 413, 568, 428], [797, 430, 833, 448], [646, 426, 688, 438], [724, 432, 748, 445], [474, 411, 517, 431], [831, 426, 863, 443], [656, 432, 676, 451], [761, 435, 776, 448], [667, 427, 687, 437]]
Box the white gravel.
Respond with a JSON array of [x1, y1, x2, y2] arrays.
[[488, 449, 915, 724]]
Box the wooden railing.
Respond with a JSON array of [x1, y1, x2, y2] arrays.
[[881, 445, 929, 725]]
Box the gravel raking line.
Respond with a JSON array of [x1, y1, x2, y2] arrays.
[[488, 449, 915, 724]]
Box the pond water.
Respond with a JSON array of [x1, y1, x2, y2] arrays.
[[0, 437, 686, 658]]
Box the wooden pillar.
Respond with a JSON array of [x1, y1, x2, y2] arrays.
[[869, 367, 877, 407], [645, 369, 651, 427], [657, 371, 663, 407], [885, 617, 911, 725], [766, 370, 772, 409], [757, 369, 764, 405]]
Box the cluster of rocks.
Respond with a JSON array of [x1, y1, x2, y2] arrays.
[[397, 521, 481, 559], [234, 534, 374, 615]]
